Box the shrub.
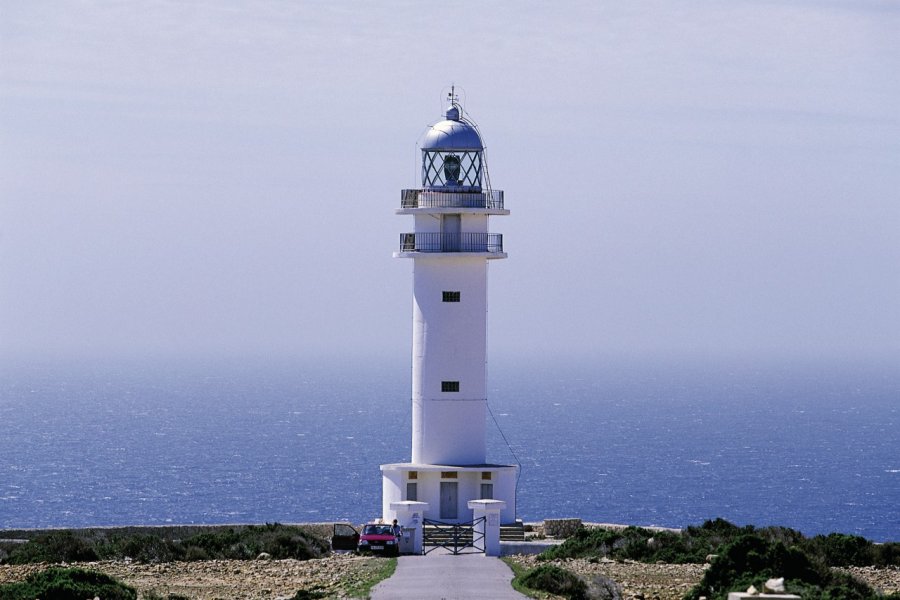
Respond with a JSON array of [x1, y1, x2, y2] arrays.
[[538, 518, 900, 570], [4, 530, 98, 564], [519, 564, 589, 600], [540, 525, 698, 563], [0, 567, 136, 600], [109, 532, 179, 563], [2, 524, 330, 565], [807, 533, 876, 567], [683, 534, 888, 600]]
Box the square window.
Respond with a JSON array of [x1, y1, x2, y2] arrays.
[[442, 381, 460, 392], [481, 472, 492, 480], [442, 291, 461, 302], [408, 471, 418, 480], [441, 471, 458, 479]]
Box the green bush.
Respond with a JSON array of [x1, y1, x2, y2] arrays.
[[108, 532, 179, 563], [2, 523, 330, 564], [174, 525, 328, 561], [519, 564, 589, 600], [540, 523, 721, 564], [806, 533, 879, 567], [0, 567, 136, 600], [4, 530, 99, 564], [683, 534, 889, 600], [538, 518, 900, 570]]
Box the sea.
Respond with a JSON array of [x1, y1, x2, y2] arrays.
[[1, 354, 898, 542]]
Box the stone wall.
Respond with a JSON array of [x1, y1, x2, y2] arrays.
[[543, 518, 583, 538]]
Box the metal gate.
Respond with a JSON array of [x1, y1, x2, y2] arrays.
[[422, 517, 485, 555]]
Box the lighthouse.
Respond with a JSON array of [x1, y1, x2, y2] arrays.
[[381, 90, 517, 526]]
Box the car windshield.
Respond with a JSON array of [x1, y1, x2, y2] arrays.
[[363, 525, 393, 535]]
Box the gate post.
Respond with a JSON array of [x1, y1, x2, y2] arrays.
[[390, 501, 429, 554], [468, 499, 506, 556]]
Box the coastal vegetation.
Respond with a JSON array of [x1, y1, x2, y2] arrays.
[[0, 567, 137, 600], [0, 523, 396, 600], [0, 523, 328, 564], [519, 564, 590, 599], [525, 519, 899, 600], [540, 518, 899, 567], [684, 533, 891, 600]]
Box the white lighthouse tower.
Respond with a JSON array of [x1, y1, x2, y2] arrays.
[[381, 91, 517, 525]]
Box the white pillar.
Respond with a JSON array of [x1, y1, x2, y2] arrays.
[[468, 499, 506, 556], [390, 501, 429, 555]]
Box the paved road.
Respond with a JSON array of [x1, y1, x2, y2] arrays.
[[370, 550, 528, 600]]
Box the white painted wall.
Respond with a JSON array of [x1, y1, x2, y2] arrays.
[[381, 469, 403, 521], [382, 466, 518, 525], [411, 256, 488, 465]]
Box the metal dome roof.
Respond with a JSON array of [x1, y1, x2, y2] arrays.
[[421, 105, 483, 151]]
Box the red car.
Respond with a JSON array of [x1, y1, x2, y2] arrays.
[[357, 523, 399, 556], [331, 522, 401, 556]]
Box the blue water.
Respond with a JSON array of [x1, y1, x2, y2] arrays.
[[1, 355, 898, 541]]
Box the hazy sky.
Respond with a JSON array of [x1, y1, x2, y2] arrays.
[[1, 1, 898, 363]]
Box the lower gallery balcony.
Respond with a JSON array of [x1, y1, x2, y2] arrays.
[[398, 232, 504, 254]]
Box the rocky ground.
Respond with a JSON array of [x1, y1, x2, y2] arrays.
[[505, 555, 900, 600], [839, 565, 900, 597], [0, 554, 388, 600], [507, 554, 707, 600], [2, 556, 898, 599]]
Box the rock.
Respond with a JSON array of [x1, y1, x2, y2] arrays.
[[746, 584, 759, 594], [705, 554, 718, 563], [256, 552, 272, 561], [764, 577, 785, 593]]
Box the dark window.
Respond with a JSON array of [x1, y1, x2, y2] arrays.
[[406, 482, 418, 501], [443, 291, 461, 302], [442, 381, 460, 392]]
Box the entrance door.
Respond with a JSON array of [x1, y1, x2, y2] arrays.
[[442, 215, 461, 251], [440, 482, 458, 520]]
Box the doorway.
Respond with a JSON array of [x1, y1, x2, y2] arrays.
[[442, 214, 461, 251], [440, 482, 458, 519]]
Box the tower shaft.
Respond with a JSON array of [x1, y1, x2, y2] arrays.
[[411, 255, 488, 465]]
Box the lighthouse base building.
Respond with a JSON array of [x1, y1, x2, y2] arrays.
[[381, 93, 517, 526], [381, 464, 517, 525]]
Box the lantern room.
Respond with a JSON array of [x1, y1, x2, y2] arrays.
[[421, 103, 484, 192]]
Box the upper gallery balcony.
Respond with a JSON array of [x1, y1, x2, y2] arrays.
[[397, 189, 507, 214]]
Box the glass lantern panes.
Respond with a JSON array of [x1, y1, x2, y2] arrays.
[[423, 150, 482, 189]]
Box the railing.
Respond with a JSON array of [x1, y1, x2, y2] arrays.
[[401, 189, 504, 210], [399, 233, 503, 253]]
